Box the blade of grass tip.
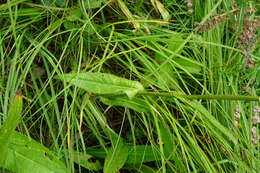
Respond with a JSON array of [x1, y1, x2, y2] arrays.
[[117, 0, 140, 29], [0, 91, 23, 165], [150, 0, 171, 21]]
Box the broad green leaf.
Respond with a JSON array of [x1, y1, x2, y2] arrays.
[[73, 151, 102, 171], [100, 96, 150, 112], [103, 125, 124, 147], [138, 165, 157, 173], [153, 34, 184, 90], [159, 123, 174, 158], [59, 72, 144, 98], [158, 123, 186, 170], [85, 0, 105, 9], [86, 145, 161, 164], [104, 140, 128, 173], [157, 62, 178, 90], [55, 0, 65, 7], [165, 34, 201, 74], [64, 21, 80, 30], [66, 9, 82, 21], [127, 164, 156, 173], [126, 145, 161, 164], [3, 131, 69, 173], [0, 93, 23, 165], [167, 35, 184, 53], [175, 58, 201, 74], [103, 129, 128, 173]]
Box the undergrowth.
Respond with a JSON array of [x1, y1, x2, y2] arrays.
[[0, 0, 259, 173]]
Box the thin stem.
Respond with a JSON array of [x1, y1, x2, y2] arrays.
[[97, 92, 260, 102], [138, 92, 260, 101]]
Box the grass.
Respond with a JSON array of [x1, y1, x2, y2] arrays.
[[0, 0, 259, 172]]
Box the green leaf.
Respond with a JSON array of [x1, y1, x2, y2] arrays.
[[159, 123, 174, 158], [64, 21, 80, 30], [127, 164, 156, 173], [59, 72, 144, 98], [126, 145, 161, 164], [3, 131, 69, 173], [156, 62, 178, 90], [66, 9, 82, 21], [153, 34, 184, 90], [138, 165, 157, 173], [55, 0, 65, 7], [104, 140, 128, 173], [86, 145, 161, 164], [175, 58, 201, 74], [159, 123, 186, 170], [39, 0, 53, 6], [73, 151, 102, 171], [167, 35, 184, 53], [100, 96, 150, 112], [0, 93, 23, 165], [85, 0, 104, 9]]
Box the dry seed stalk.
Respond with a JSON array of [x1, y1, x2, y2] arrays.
[[251, 126, 258, 145], [195, 10, 231, 32], [234, 104, 240, 128], [187, 0, 193, 14], [252, 107, 260, 124], [236, 7, 259, 69]]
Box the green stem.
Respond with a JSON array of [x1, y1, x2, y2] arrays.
[[96, 92, 260, 102], [137, 92, 260, 101]]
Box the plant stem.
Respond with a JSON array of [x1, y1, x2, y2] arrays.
[[97, 92, 259, 102], [137, 92, 260, 101]]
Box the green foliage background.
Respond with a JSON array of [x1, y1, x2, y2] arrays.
[[0, 0, 259, 172]]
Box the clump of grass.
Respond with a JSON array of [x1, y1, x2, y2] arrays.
[[0, 0, 259, 173]]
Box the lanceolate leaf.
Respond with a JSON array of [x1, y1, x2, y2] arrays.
[[59, 72, 144, 98], [104, 140, 128, 173], [3, 131, 69, 173], [85, 0, 105, 9], [127, 164, 157, 173], [73, 151, 102, 171], [0, 93, 23, 165], [100, 96, 150, 112], [86, 145, 161, 164]]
